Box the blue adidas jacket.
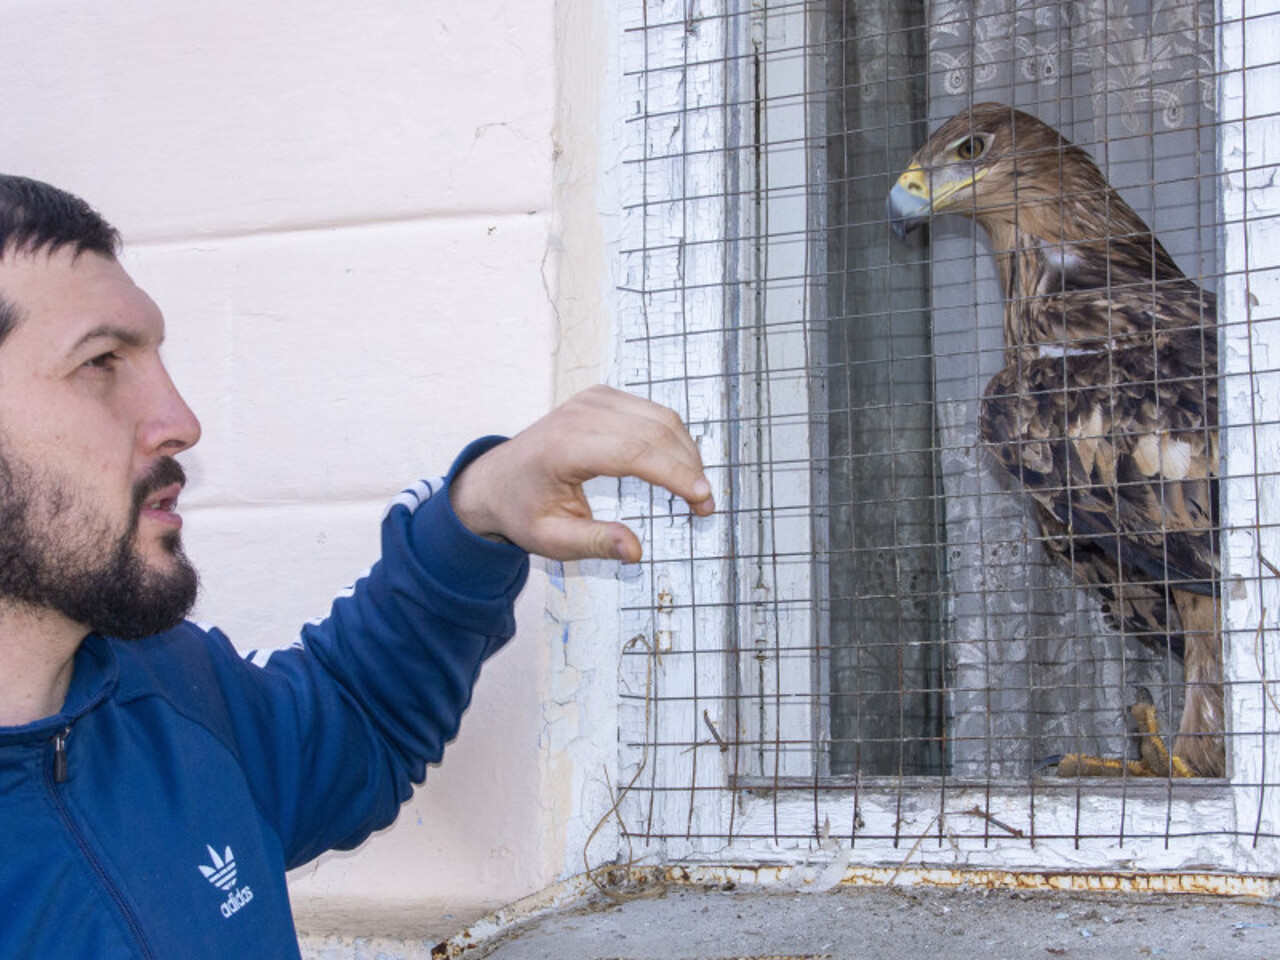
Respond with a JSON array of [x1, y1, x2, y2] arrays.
[[0, 439, 529, 959]]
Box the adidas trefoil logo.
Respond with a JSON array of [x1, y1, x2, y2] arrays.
[[198, 845, 237, 890], [198, 843, 254, 918]]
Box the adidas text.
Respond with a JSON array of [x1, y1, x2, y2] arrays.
[[220, 885, 254, 918]]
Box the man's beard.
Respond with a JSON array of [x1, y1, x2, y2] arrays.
[[0, 453, 198, 640]]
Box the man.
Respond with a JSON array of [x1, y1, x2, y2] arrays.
[[0, 175, 714, 958]]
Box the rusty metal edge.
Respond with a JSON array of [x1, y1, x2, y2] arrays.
[[429, 863, 1280, 958]]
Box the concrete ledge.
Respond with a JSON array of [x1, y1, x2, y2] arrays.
[[444, 880, 1280, 959]]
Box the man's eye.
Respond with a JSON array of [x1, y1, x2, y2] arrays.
[[84, 352, 121, 371]]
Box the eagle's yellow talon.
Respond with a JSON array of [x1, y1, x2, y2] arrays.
[[1053, 698, 1195, 778]]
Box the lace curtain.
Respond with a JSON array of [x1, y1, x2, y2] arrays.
[[826, 0, 1216, 777]]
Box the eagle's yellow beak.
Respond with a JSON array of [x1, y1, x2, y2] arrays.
[[887, 164, 932, 242], [887, 161, 989, 242]]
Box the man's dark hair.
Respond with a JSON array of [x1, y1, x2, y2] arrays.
[[0, 175, 121, 345]]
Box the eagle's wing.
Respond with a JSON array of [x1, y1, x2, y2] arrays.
[[980, 310, 1218, 599], [1030, 502, 1182, 653]]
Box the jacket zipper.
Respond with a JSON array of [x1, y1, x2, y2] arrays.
[[52, 726, 69, 783], [47, 727, 158, 960]]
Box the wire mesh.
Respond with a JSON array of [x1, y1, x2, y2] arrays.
[[612, 0, 1280, 875]]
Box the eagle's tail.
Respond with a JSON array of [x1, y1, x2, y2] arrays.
[[1171, 589, 1225, 777]]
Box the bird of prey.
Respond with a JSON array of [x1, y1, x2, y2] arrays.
[[886, 103, 1223, 777]]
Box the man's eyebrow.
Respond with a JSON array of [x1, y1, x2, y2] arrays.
[[69, 323, 155, 352]]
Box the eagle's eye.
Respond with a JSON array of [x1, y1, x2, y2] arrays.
[[956, 136, 987, 161]]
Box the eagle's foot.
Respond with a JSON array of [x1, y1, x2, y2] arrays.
[[1050, 691, 1194, 778]]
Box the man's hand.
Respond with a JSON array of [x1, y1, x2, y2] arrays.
[[448, 385, 715, 562]]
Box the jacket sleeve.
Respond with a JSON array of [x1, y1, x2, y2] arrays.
[[202, 437, 530, 868]]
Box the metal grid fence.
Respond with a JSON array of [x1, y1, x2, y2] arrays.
[[610, 0, 1280, 880]]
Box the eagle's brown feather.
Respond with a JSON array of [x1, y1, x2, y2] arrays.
[[891, 103, 1223, 776]]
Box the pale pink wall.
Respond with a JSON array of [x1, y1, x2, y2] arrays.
[[0, 0, 576, 940]]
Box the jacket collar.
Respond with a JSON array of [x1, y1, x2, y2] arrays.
[[0, 634, 118, 744]]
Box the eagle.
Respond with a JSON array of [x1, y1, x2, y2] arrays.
[[886, 103, 1223, 777]]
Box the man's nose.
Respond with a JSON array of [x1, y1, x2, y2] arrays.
[[140, 363, 202, 456]]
